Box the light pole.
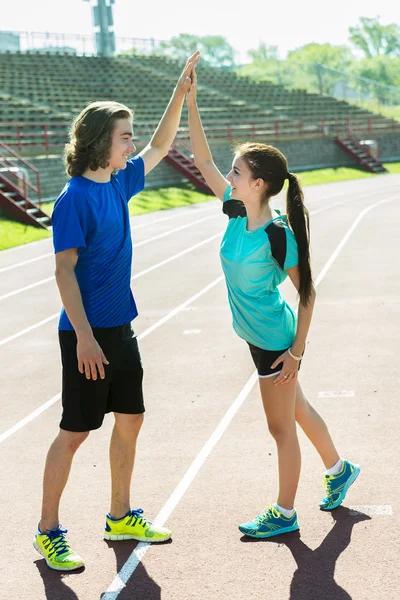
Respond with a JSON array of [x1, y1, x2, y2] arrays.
[[83, 0, 116, 57]]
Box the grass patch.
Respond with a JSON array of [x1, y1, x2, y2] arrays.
[[0, 208, 51, 251], [127, 185, 212, 216], [41, 184, 212, 218], [295, 165, 376, 186], [385, 162, 400, 174], [1, 165, 400, 251]]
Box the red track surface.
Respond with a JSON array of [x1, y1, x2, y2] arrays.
[[0, 176, 399, 600]]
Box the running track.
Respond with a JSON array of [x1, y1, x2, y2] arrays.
[[0, 176, 399, 600]]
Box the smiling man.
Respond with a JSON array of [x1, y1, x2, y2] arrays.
[[33, 51, 200, 571]]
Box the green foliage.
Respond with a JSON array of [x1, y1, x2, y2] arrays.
[[287, 43, 353, 69], [349, 17, 400, 58], [238, 34, 400, 106], [350, 55, 400, 88], [248, 43, 279, 62], [157, 34, 235, 69]]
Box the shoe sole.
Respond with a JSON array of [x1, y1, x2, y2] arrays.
[[104, 532, 171, 543], [33, 541, 84, 571], [238, 524, 299, 539], [320, 465, 361, 511]]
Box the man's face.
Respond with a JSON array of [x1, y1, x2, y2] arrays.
[[109, 119, 136, 170]]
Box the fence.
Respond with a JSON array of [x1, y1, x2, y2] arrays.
[[1, 116, 399, 153], [0, 141, 41, 203]]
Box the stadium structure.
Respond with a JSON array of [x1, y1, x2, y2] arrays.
[[0, 0, 400, 228]]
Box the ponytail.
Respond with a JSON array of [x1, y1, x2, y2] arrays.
[[286, 173, 313, 306]]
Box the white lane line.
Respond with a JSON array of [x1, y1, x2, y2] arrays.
[[349, 505, 393, 516], [102, 371, 259, 600], [132, 213, 217, 249], [0, 205, 218, 275], [0, 276, 224, 445], [0, 180, 394, 301], [183, 329, 201, 335], [0, 215, 219, 301], [136, 276, 223, 341], [2, 191, 393, 445], [102, 193, 398, 598], [0, 276, 56, 302], [318, 391, 355, 398], [0, 188, 384, 333], [133, 202, 216, 230], [0, 313, 60, 347], [0, 253, 53, 274], [0, 232, 223, 347], [0, 393, 61, 444], [132, 231, 222, 280], [314, 195, 398, 287]]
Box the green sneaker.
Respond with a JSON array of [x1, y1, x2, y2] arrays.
[[104, 509, 171, 542], [34, 525, 84, 571], [320, 460, 360, 510]]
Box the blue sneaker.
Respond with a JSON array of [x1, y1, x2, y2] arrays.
[[239, 505, 299, 539], [319, 459, 360, 510]]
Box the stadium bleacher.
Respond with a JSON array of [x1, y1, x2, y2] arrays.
[[0, 50, 397, 152]]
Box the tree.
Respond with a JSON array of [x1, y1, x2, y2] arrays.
[[350, 56, 400, 103], [349, 17, 400, 58], [248, 43, 278, 62], [158, 34, 236, 69], [287, 43, 353, 70], [286, 43, 354, 94]]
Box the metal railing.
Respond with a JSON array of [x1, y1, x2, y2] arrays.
[[0, 116, 399, 153], [0, 141, 41, 204]]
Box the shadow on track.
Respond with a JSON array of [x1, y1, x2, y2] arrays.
[[241, 506, 371, 600], [35, 559, 84, 600], [100, 539, 170, 600]]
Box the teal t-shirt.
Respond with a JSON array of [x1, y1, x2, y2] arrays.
[[220, 186, 299, 351]]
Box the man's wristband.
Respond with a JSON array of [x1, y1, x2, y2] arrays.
[[288, 347, 302, 361]]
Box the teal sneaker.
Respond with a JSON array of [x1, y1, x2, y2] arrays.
[[239, 504, 299, 539], [320, 459, 360, 510]]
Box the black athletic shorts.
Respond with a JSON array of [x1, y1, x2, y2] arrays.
[[248, 343, 302, 378], [59, 323, 145, 432]]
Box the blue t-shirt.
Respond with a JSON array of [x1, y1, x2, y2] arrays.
[[220, 186, 299, 351], [52, 156, 145, 330]]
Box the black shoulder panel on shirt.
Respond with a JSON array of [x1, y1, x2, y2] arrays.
[[222, 199, 247, 219], [265, 220, 287, 270]]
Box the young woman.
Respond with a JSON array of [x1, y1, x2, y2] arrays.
[[34, 52, 200, 571], [186, 66, 360, 539]]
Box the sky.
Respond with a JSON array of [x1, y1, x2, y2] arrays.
[[1, 0, 399, 60]]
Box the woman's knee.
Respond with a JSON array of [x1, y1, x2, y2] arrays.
[[267, 420, 296, 441]]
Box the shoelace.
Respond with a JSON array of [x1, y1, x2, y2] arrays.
[[254, 505, 280, 525], [43, 526, 70, 557], [324, 475, 334, 498], [126, 508, 152, 528]]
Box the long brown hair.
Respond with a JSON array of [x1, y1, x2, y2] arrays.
[[235, 142, 312, 305], [64, 101, 133, 177]]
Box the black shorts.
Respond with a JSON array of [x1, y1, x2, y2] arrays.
[[59, 323, 145, 432], [248, 343, 302, 378]]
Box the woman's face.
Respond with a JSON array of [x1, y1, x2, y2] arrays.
[[226, 154, 262, 202]]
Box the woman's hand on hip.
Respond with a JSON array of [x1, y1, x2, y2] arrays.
[[271, 351, 299, 386]]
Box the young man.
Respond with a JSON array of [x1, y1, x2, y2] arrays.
[[34, 52, 200, 571]]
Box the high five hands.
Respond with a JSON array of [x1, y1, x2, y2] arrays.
[[176, 51, 200, 97], [185, 58, 198, 106]]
